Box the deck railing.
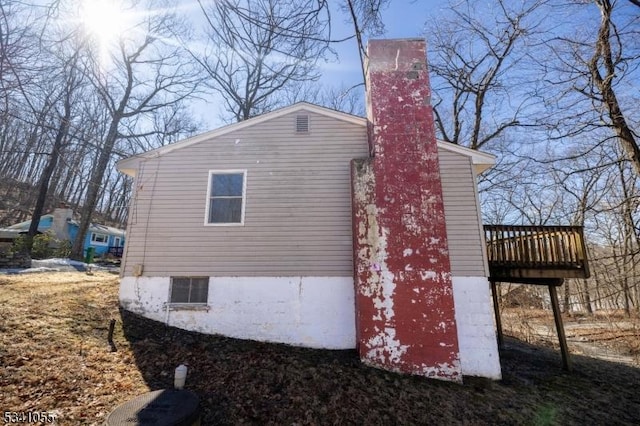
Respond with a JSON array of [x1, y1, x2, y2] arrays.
[[483, 225, 590, 280], [108, 246, 124, 258]]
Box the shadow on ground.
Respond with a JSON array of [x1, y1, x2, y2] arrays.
[[120, 308, 640, 425]]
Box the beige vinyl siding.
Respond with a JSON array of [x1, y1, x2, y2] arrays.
[[122, 110, 488, 278], [438, 147, 489, 277], [122, 110, 368, 277]]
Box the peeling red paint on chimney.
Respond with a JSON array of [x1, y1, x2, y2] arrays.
[[351, 39, 462, 382]]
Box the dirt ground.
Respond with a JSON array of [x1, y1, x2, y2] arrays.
[[502, 307, 639, 366], [1, 272, 639, 425]]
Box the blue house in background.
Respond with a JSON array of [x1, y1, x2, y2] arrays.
[[2, 205, 125, 257]]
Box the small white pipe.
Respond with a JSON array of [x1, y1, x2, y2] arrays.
[[174, 364, 188, 389]]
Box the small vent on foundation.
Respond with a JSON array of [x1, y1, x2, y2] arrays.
[[296, 115, 309, 133]]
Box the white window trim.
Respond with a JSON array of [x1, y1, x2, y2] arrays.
[[204, 169, 247, 226], [90, 232, 109, 246]]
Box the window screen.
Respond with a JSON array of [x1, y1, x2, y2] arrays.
[[207, 172, 245, 224], [170, 277, 209, 304]]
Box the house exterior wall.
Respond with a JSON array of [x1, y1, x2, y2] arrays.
[[6, 214, 124, 257], [40, 217, 53, 228], [452, 277, 501, 378], [67, 227, 124, 256], [120, 276, 355, 349], [121, 143, 487, 278], [118, 101, 499, 378], [87, 233, 120, 256], [439, 146, 499, 379], [438, 147, 489, 277], [121, 110, 369, 277]]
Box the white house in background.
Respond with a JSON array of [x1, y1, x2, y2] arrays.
[[117, 39, 502, 381]]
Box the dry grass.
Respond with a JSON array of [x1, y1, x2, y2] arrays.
[[0, 273, 149, 424], [1, 272, 639, 425], [502, 307, 640, 365]]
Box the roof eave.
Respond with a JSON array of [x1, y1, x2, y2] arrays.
[[114, 103, 497, 177], [435, 140, 496, 175]]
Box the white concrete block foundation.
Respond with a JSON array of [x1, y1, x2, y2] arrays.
[[119, 276, 356, 349], [452, 276, 502, 379], [119, 275, 501, 379]]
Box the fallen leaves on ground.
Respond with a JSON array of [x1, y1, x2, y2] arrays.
[[0, 272, 639, 425]]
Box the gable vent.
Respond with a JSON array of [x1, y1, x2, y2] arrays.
[[296, 114, 309, 133]]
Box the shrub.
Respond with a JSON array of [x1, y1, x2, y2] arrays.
[[11, 232, 57, 259], [31, 232, 54, 259], [11, 235, 29, 254], [54, 239, 72, 258]]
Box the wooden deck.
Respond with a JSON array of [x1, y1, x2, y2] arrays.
[[484, 225, 590, 283], [483, 225, 591, 371]]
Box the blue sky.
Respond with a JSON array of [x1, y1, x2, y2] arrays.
[[191, 1, 445, 128], [320, 1, 442, 88]]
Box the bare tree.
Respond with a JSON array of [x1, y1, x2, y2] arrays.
[[540, 1, 640, 173], [426, 0, 547, 150], [192, 0, 330, 122], [71, 2, 201, 259], [340, 0, 389, 82], [0, 1, 44, 183], [278, 80, 365, 116], [588, 0, 640, 175], [0, 2, 83, 248], [0, 1, 36, 96], [27, 50, 84, 242]]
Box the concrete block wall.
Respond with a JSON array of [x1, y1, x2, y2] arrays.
[[0, 243, 31, 269], [452, 277, 501, 378]]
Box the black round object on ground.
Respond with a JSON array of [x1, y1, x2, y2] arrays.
[[105, 389, 200, 426]]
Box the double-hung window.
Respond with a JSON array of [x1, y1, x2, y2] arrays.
[[205, 170, 246, 225]]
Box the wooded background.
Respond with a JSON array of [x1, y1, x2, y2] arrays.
[[1, 0, 638, 314]]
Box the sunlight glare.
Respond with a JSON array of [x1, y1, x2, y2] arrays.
[[80, 0, 129, 59]]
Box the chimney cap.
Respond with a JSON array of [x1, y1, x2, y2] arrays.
[[366, 39, 428, 74], [368, 37, 425, 43]]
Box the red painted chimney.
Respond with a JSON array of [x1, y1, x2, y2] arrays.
[[351, 39, 462, 382]]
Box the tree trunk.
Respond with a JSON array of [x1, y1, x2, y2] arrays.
[[582, 278, 593, 314], [27, 94, 72, 248], [591, 0, 640, 177], [70, 119, 120, 260]]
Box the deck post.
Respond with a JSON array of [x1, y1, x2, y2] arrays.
[[548, 284, 572, 371], [490, 280, 503, 348]]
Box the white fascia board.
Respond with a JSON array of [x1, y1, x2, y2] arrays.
[[116, 157, 139, 177], [436, 140, 496, 174]]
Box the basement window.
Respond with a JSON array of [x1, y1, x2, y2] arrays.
[[296, 114, 309, 133], [169, 277, 209, 306]]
